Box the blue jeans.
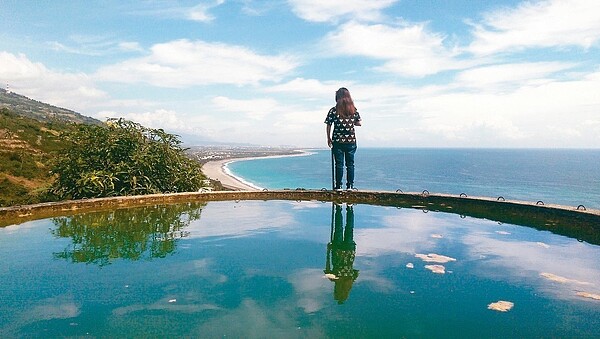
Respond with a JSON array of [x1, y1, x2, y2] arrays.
[[332, 143, 357, 188]]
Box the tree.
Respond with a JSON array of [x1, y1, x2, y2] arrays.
[[49, 118, 205, 199]]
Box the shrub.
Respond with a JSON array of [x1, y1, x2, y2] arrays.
[[49, 118, 205, 199]]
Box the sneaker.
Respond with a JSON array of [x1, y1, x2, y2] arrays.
[[334, 186, 343, 192], [346, 185, 357, 191]]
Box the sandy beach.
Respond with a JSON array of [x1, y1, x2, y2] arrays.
[[201, 158, 260, 191], [201, 151, 312, 191]]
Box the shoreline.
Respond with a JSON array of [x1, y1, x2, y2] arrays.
[[201, 150, 314, 191]]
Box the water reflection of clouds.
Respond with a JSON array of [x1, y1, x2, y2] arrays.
[[1, 293, 81, 337], [289, 201, 327, 210], [112, 300, 220, 316], [0, 219, 48, 234], [287, 267, 395, 315], [25, 294, 80, 321], [191, 258, 228, 283], [353, 268, 396, 293], [191, 299, 327, 337], [288, 268, 331, 313], [462, 233, 600, 299], [346, 204, 600, 301], [186, 201, 296, 239], [259, 201, 600, 304], [283, 205, 467, 298], [356, 209, 458, 256], [137, 257, 230, 288]]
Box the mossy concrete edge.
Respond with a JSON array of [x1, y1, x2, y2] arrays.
[[0, 189, 600, 225]]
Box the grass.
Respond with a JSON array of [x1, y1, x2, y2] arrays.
[[0, 107, 74, 207]]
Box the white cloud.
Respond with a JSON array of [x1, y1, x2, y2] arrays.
[[266, 77, 343, 99], [48, 34, 144, 56], [48, 41, 99, 56], [0, 52, 107, 110], [469, 0, 600, 55], [455, 62, 576, 89], [208, 95, 325, 145], [94, 39, 298, 87], [278, 68, 600, 147], [288, 0, 397, 23], [118, 41, 144, 52], [212, 96, 279, 120], [188, 0, 225, 22], [260, 66, 600, 147], [323, 21, 469, 77], [97, 109, 186, 130], [126, 1, 225, 23], [401, 68, 600, 147], [240, 0, 278, 16]]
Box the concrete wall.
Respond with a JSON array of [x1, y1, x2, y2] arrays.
[[1, 190, 599, 244]]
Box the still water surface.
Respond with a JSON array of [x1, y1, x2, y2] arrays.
[[1, 201, 599, 337]]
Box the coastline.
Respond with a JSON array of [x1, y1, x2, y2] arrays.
[[201, 150, 314, 191]]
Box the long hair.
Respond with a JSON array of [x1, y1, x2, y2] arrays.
[[335, 87, 356, 119]]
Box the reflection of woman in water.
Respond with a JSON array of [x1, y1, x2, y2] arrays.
[[324, 203, 359, 304]]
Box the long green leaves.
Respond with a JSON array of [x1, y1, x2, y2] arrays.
[[50, 118, 205, 199]]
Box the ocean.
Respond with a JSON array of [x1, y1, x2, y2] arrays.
[[227, 148, 600, 209]]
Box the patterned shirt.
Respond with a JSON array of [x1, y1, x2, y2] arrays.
[[324, 107, 361, 144]]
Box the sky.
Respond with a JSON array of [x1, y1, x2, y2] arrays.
[[1, 0, 600, 148]]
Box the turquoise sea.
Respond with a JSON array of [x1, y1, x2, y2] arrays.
[[228, 148, 600, 209]]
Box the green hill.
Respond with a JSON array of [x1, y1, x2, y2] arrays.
[[0, 89, 103, 206], [0, 89, 211, 207], [0, 88, 101, 125], [0, 107, 78, 206]]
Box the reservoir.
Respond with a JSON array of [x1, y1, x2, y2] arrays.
[[1, 198, 598, 337]]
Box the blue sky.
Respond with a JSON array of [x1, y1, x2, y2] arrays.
[[1, 0, 599, 148]]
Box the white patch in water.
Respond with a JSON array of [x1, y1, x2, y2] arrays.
[[416, 253, 456, 263], [425, 265, 446, 274], [488, 300, 514, 312]]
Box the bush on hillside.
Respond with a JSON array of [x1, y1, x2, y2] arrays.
[[0, 178, 30, 206], [49, 118, 205, 199]]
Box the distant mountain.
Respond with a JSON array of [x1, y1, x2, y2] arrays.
[[0, 88, 101, 125]]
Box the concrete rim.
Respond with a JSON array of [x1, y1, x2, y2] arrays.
[[1, 190, 599, 245]]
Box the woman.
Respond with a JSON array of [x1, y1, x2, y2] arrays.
[[325, 87, 362, 191]]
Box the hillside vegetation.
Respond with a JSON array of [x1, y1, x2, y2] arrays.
[[0, 107, 75, 206], [0, 88, 101, 125], [1, 90, 207, 207], [50, 118, 206, 200]]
